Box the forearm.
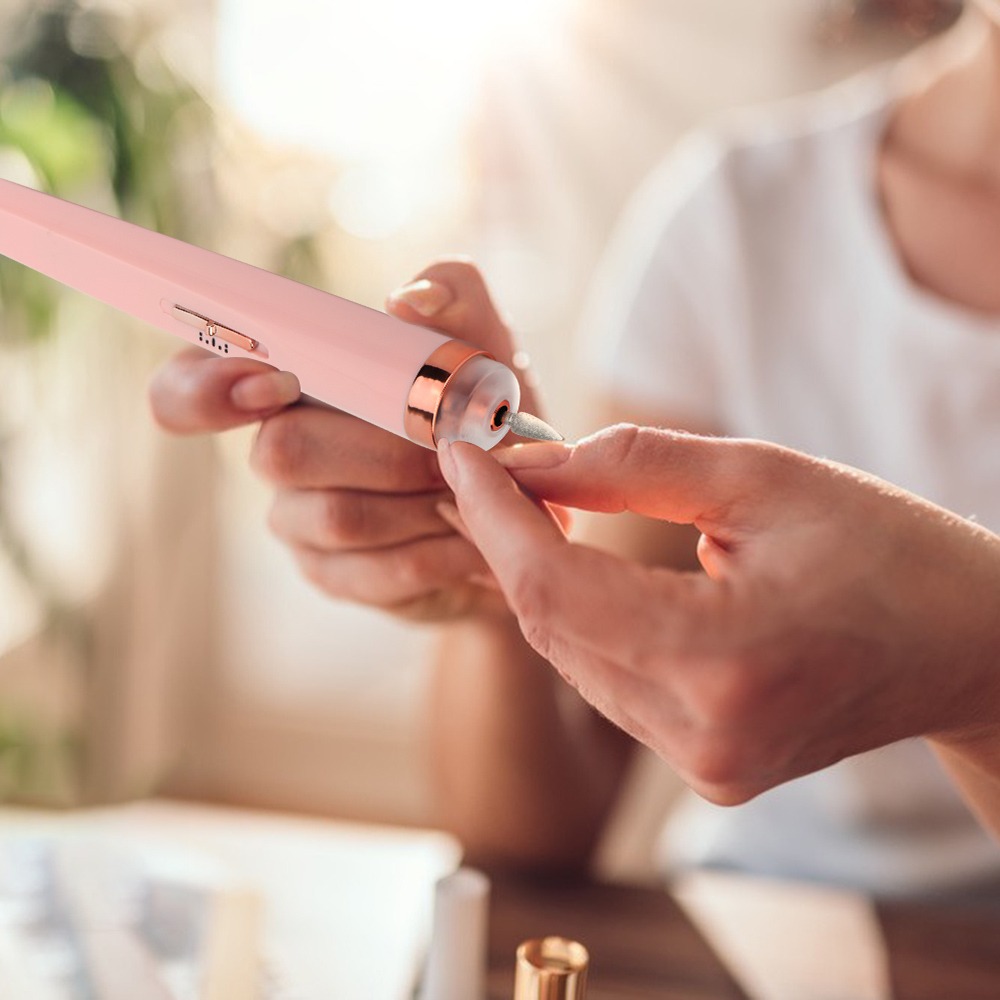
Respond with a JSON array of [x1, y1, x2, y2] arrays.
[[427, 612, 633, 872]]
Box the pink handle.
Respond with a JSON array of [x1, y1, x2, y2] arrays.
[[0, 178, 451, 439]]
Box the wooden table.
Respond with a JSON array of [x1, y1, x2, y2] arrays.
[[485, 874, 1000, 1000]]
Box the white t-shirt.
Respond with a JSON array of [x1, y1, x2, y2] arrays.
[[582, 73, 1000, 895]]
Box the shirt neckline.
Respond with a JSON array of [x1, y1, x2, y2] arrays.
[[850, 75, 1000, 338]]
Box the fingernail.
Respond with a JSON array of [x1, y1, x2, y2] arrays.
[[387, 279, 454, 318], [231, 371, 300, 411], [494, 441, 573, 470], [436, 500, 471, 542], [468, 572, 501, 592]]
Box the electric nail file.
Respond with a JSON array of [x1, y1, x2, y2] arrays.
[[0, 177, 561, 449]]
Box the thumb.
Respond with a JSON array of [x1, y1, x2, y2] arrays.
[[498, 424, 784, 533]]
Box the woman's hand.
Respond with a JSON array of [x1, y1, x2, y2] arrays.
[[148, 259, 543, 621], [437, 425, 1000, 805]]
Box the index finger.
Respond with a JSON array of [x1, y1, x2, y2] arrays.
[[504, 424, 787, 534]]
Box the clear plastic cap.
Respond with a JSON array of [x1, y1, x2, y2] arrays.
[[434, 355, 521, 451]]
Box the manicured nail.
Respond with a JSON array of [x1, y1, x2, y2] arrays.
[[494, 441, 573, 470], [387, 278, 454, 318], [436, 500, 471, 542], [230, 371, 300, 411]]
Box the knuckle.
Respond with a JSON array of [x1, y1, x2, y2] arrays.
[[683, 735, 747, 792], [509, 567, 550, 622], [388, 544, 438, 597], [294, 548, 329, 593], [146, 369, 173, 428], [696, 780, 760, 808], [683, 651, 762, 728], [590, 423, 668, 484], [678, 714, 777, 806], [509, 571, 555, 656], [265, 499, 284, 540], [599, 423, 643, 465], [251, 413, 305, 485], [387, 450, 441, 493], [320, 493, 368, 546], [147, 362, 199, 431]]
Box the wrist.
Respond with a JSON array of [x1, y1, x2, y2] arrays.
[[902, 512, 1000, 742]]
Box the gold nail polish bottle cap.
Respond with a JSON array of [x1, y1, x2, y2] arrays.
[[514, 937, 589, 1000]]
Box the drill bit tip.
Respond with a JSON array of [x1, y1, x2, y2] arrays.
[[504, 411, 564, 442]]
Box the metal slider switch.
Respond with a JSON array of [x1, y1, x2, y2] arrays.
[[169, 304, 259, 352]]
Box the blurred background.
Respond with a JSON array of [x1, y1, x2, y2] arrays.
[[0, 0, 960, 873]]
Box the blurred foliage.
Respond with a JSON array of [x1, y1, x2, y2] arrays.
[[0, 0, 213, 344], [0, 0, 214, 803], [0, 0, 327, 806], [0, 707, 82, 804]]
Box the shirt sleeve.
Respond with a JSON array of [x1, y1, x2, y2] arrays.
[[577, 131, 747, 431]]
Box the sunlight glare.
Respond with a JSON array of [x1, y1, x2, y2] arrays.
[[217, 0, 572, 164]]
